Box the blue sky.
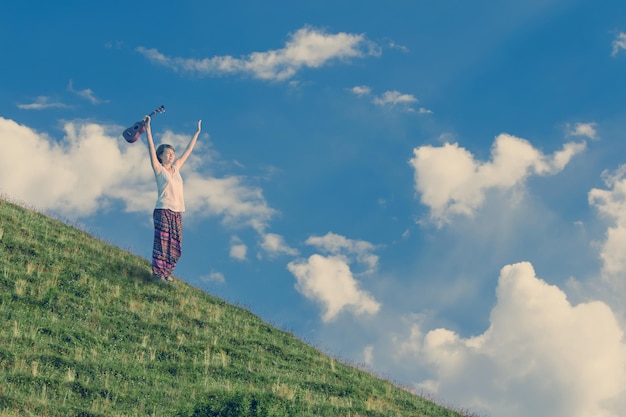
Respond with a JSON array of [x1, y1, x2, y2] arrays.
[[3, 1, 626, 416]]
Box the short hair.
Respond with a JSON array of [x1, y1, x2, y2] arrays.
[[156, 144, 175, 164]]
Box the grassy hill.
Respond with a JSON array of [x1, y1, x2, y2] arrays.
[[0, 198, 470, 417]]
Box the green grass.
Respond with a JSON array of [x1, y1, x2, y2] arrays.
[[0, 197, 472, 417]]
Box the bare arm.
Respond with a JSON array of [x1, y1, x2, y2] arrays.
[[173, 120, 202, 170], [145, 116, 162, 174]]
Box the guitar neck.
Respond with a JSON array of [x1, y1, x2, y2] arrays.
[[145, 106, 165, 120]]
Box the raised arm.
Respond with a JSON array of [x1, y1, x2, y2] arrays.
[[173, 120, 202, 170], [145, 116, 162, 174]]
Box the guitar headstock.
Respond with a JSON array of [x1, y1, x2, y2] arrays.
[[143, 105, 166, 121]]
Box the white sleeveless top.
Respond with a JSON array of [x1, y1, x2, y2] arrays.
[[154, 166, 185, 212]]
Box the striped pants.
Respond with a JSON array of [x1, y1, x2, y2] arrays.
[[152, 209, 182, 278]]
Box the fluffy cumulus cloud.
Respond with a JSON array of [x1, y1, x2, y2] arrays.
[[260, 232, 299, 258], [184, 174, 275, 229], [200, 270, 225, 284], [394, 262, 626, 417], [287, 232, 381, 321], [287, 254, 380, 322], [137, 26, 380, 81], [567, 122, 598, 140], [410, 134, 586, 225], [350, 85, 372, 96], [588, 165, 626, 300], [229, 236, 248, 261], [305, 231, 379, 274], [0, 117, 275, 232], [0, 117, 139, 216]]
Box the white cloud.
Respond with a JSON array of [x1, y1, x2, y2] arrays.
[[260, 233, 299, 257], [306, 231, 379, 273], [409, 134, 586, 225], [229, 236, 247, 261], [0, 117, 276, 233], [201, 270, 225, 284], [184, 175, 276, 230], [611, 32, 626, 57], [0, 117, 134, 216], [68, 79, 107, 104], [17, 96, 69, 110], [306, 231, 374, 254], [388, 41, 409, 53], [363, 345, 374, 366], [351, 87, 428, 113], [372, 90, 417, 107], [287, 254, 381, 322], [287, 232, 381, 321], [350, 85, 372, 96], [394, 262, 626, 417], [588, 165, 626, 300], [567, 122, 598, 140], [137, 26, 379, 81]]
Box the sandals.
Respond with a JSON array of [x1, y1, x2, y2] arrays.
[[153, 274, 175, 284]]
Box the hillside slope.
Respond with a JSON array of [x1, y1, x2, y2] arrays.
[[0, 198, 468, 417]]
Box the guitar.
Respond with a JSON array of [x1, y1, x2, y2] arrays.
[[122, 105, 166, 143]]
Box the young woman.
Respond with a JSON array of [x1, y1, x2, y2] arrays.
[[145, 116, 202, 283]]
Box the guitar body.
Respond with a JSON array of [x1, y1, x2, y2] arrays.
[[122, 105, 165, 143], [123, 120, 146, 143]]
